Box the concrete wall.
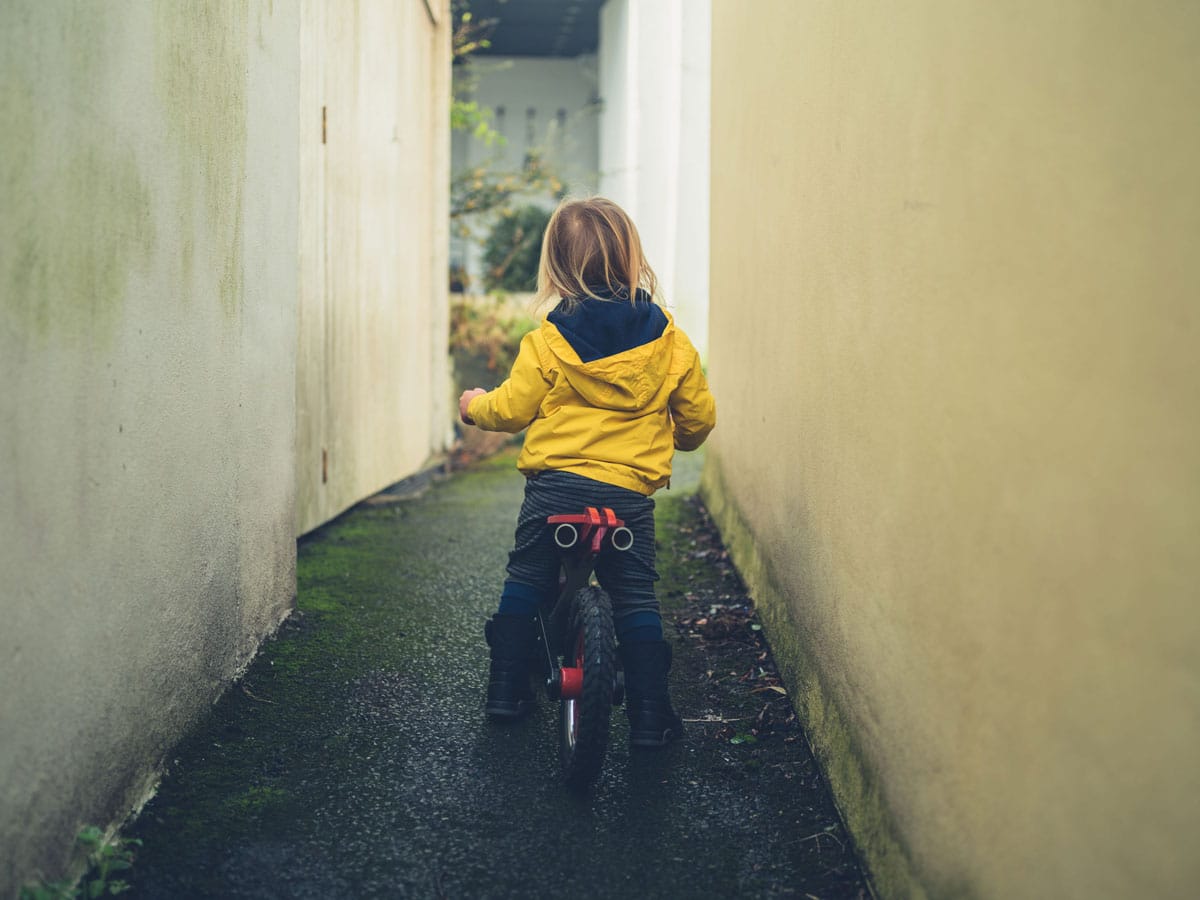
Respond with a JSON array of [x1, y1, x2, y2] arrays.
[[706, 2, 1199, 898], [1, 0, 451, 889], [0, 1, 300, 892], [598, 0, 710, 354], [297, 0, 451, 534]]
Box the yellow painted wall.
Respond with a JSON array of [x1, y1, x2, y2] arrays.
[[1, 1, 299, 891], [296, 0, 451, 535], [706, 2, 1199, 897]]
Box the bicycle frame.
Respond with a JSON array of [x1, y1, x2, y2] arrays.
[[537, 507, 632, 701]]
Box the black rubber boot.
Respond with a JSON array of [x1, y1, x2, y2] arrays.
[[484, 614, 538, 720], [620, 640, 684, 748]]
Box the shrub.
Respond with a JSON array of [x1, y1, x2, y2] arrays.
[[482, 205, 551, 293], [19, 826, 141, 899], [449, 296, 538, 390]]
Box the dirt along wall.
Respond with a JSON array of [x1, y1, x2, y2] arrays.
[[0, 1, 300, 893], [705, 2, 1199, 898], [296, 0, 452, 535]]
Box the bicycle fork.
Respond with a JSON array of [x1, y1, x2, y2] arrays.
[[538, 556, 591, 701]]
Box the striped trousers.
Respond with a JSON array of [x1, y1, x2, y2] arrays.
[[505, 470, 659, 623]]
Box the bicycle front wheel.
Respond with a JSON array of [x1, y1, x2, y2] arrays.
[[559, 586, 617, 789]]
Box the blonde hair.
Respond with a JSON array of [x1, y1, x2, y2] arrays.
[[534, 197, 659, 312]]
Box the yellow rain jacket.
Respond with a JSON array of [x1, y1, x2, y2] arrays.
[[467, 302, 715, 495]]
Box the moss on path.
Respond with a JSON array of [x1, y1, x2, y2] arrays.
[[126, 451, 870, 899]]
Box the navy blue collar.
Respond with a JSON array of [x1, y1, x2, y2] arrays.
[[548, 289, 667, 362]]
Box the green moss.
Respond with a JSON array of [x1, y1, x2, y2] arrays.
[[700, 456, 927, 900], [1, 11, 156, 346], [153, 0, 249, 317], [296, 586, 343, 615], [223, 786, 288, 817], [129, 451, 874, 895], [3, 0, 251, 346]]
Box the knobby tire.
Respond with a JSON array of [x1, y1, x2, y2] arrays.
[[559, 586, 616, 789]]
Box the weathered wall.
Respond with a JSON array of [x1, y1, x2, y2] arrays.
[[0, 1, 299, 892], [297, 0, 451, 535], [706, 2, 1199, 898]]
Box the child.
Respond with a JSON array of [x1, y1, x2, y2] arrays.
[[459, 196, 716, 748]]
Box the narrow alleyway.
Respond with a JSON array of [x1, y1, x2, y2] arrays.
[[126, 451, 871, 899]]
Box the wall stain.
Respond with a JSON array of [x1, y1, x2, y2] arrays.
[[2, 8, 156, 346], [153, 0, 250, 320], [700, 457, 930, 900]]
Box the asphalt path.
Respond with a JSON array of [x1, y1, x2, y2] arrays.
[[126, 450, 871, 899]]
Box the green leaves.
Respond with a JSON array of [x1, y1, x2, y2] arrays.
[[19, 881, 75, 900], [448, 1, 567, 266], [452, 3, 495, 62], [482, 205, 552, 292], [19, 827, 141, 900]]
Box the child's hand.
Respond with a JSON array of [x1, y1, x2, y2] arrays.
[[459, 388, 487, 425]]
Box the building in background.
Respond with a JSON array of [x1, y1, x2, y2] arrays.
[[450, 0, 603, 294], [453, 0, 710, 355]]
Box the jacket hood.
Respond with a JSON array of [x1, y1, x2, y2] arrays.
[[543, 291, 673, 412]]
